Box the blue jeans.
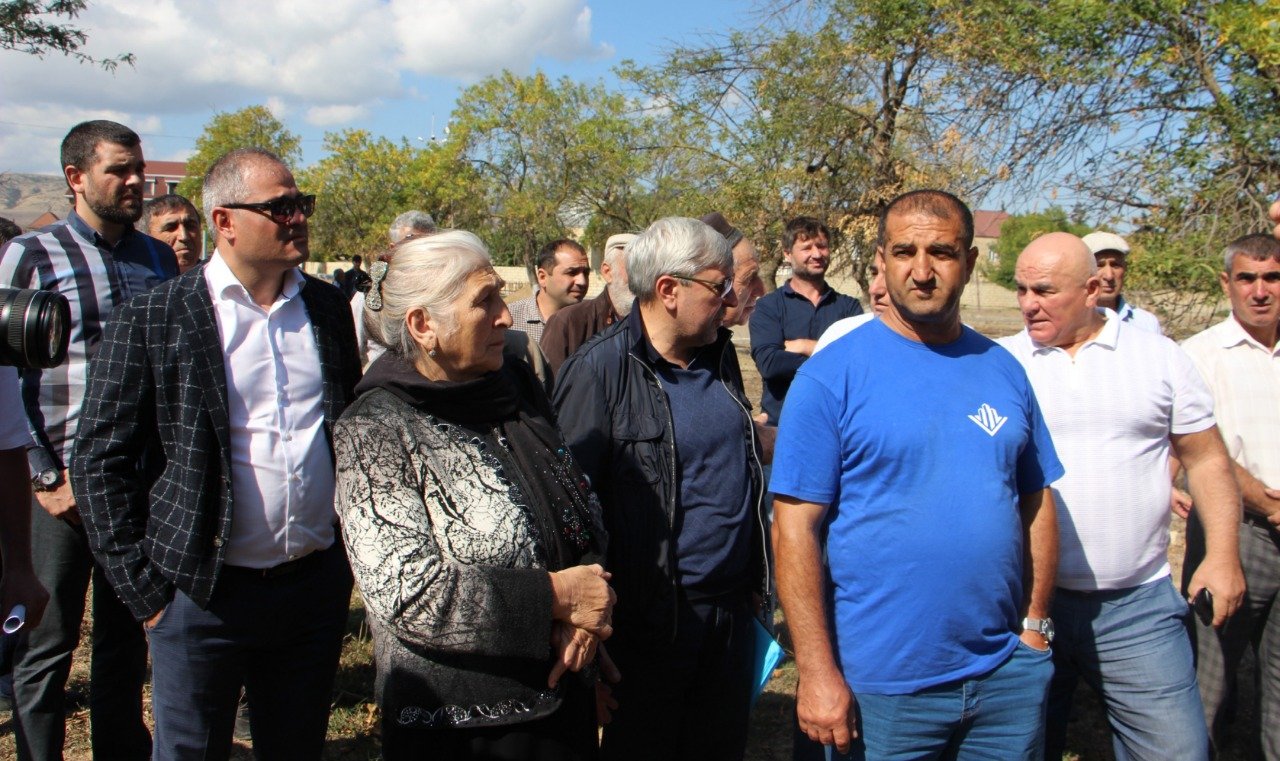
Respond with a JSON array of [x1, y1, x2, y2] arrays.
[[1046, 578, 1209, 761], [812, 640, 1052, 761], [147, 541, 353, 761]]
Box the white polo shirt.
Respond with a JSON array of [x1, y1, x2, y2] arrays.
[[998, 310, 1215, 591], [1181, 315, 1280, 497]]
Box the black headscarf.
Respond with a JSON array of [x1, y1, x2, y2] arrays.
[[355, 351, 604, 570]]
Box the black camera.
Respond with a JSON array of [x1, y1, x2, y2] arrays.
[[1, 288, 71, 369]]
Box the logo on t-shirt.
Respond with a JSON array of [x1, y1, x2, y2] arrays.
[[967, 403, 1008, 436]]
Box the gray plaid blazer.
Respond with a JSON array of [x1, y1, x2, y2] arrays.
[[72, 264, 361, 620]]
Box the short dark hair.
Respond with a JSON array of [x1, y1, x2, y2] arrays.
[[0, 216, 22, 246], [1223, 232, 1280, 272], [141, 194, 199, 233], [202, 147, 287, 227], [783, 216, 830, 253], [535, 239, 586, 272], [877, 189, 974, 250], [352, 254, 363, 266], [60, 120, 140, 173]]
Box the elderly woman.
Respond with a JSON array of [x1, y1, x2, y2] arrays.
[[334, 230, 613, 760]]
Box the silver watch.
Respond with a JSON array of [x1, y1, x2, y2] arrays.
[[1021, 616, 1054, 643]]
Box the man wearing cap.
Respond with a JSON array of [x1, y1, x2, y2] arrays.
[[541, 233, 636, 374], [1081, 230, 1162, 334], [1180, 233, 1280, 759], [750, 216, 863, 425], [999, 231, 1245, 760], [700, 212, 766, 327]]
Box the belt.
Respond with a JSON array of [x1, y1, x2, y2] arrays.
[[224, 548, 324, 579], [1243, 512, 1278, 532]]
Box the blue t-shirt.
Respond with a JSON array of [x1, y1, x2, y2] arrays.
[[770, 321, 1063, 695], [656, 348, 753, 596]]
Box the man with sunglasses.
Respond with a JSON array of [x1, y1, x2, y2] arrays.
[[73, 148, 361, 759], [554, 217, 768, 761], [750, 216, 863, 426]]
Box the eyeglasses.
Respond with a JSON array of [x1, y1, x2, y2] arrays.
[[221, 194, 316, 224], [668, 274, 734, 299]]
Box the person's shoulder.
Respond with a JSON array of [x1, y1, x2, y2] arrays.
[[1180, 318, 1231, 354], [559, 316, 630, 374], [543, 296, 588, 329]]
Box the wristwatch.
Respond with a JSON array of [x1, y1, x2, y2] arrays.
[[31, 467, 62, 492], [1021, 616, 1055, 643]]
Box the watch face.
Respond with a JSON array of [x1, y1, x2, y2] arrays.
[[37, 469, 59, 487]]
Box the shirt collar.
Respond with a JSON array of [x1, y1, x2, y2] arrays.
[[205, 250, 305, 305], [1114, 296, 1136, 321], [781, 279, 835, 303], [1029, 308, 1119, 354], [1218, 313, 1280, 354], [67, 209, 136, 249]]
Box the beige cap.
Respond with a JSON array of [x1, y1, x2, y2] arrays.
[[1082, 231, 1130, 256], [604, 233, 636, 255]]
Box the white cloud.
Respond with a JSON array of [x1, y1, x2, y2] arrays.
[[0, 105, 155, 173], [0, 0, 609, 142], [306, 104, 372, 126]]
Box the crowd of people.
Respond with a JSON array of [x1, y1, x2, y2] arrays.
[[0, 119, 1278, 761]]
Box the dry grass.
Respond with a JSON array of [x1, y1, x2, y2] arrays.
[[0, 301, 1258, 760]]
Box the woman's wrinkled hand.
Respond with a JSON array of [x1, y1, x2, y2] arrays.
[[549, 564, 615, 639], [547, 622, 598, 688]]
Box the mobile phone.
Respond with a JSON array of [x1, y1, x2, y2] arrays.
[[1192, 588, 1214, 626]]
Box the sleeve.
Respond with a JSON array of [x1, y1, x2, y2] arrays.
[[0, 240, 52, 463], [0, 368, 32, 450], [1015, 378, 1066, 496], [334, 415, 554, 658], [72, 299, 174, 620], [769, 368, 843, 505], [552, 353, 612, 489], [1167, 341, 1215, 435], [749, 292, 807, 382]]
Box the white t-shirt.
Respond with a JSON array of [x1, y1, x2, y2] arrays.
[[998, 310, 1215, 591], [814, 313, 876, 353], [0, 366, 33, 450]]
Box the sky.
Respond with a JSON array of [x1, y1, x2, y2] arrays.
[[0, 0, 756, 176]]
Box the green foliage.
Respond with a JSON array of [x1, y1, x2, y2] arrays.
[[1, 1, 133, 69], [989, 208, 1091, 288], [176, 106, 303, 210]]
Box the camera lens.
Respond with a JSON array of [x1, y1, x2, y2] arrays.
[[1, 288, 71, 369]]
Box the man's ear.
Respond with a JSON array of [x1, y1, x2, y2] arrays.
[[655, 274, 680, 309], [964, 246, 979, 283], [64, 163, 86, 198], [599, 260, 614, 285]]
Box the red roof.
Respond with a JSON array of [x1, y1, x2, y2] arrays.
[[973, 210, 1009, 239], [146, 160, 188, 177]]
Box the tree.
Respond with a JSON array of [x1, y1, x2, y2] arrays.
[[176, 106, 302, 210], [988, 208, 1091, 289], [1, 1, 133, 69], [299, 130, 421, 260]]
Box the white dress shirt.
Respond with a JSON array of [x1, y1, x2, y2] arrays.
[[998, 310, 1215, 591], [1181, 315, 1280, 495], [204, 251, 336, 568]]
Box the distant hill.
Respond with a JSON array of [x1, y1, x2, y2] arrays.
[[0, 173, 70, 228]]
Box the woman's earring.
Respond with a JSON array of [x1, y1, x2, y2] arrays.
[[428, 349, 437, 358]]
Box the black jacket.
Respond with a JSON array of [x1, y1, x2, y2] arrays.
[[552, 308, 768, 643], [73, 266, 360, 620]]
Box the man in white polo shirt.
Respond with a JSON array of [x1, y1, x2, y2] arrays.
[[1181, 232, 1280, 759], [999, 231, 1245, 760]]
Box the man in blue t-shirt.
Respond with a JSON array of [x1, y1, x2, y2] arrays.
[[772, 189, 1063, 760]]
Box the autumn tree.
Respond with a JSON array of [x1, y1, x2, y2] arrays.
[[176, 106, 302, 210], [989, 208, 1092, 289]]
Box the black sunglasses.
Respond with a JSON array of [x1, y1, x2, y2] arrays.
[[222, 194, 316, 224]]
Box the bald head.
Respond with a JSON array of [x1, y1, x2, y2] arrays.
[[1018, 232, 1096, 283], [1014, 232, 1104, 352]]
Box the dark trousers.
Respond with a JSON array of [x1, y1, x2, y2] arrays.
[[600, 592, 755, 761], [12, 500, 150, 761], [146, 540, 353, 761]]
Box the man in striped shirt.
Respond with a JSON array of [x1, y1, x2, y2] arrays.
[[0, 120, 177, 761]]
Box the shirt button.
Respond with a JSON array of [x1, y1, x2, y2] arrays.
[[212, 536, 224, 548]]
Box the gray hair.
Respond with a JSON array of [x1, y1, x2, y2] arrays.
[[1222, 232, 1280, 272], [389, 210, 437, 244], [202, 147, 287, 229], [626, 217, 731, 302], [363, 230, 492, 362]]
